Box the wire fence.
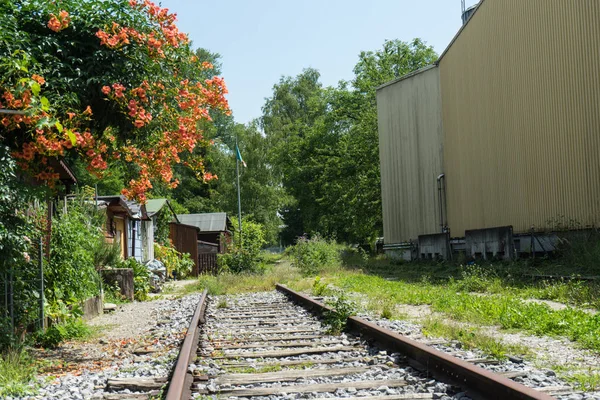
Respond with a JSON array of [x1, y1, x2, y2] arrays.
[[0, 238, 45, 342]]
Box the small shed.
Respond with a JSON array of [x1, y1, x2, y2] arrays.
[[170, 213, 233, 275], [176, 213, 233, 253], [97, 196, 148, 262], [144, 198, 178, 262]]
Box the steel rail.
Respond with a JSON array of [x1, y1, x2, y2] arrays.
[[275, 284, 555, 400], [165, 289, 208, 400]]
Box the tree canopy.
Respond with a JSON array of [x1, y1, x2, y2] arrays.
[[262, 39, 438, 245], [0, 0, 229, 201]]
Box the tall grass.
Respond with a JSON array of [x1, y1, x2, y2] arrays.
[[0, 348, 36, 397]]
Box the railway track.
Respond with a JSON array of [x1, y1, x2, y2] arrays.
[[164, 286, 580, 400]]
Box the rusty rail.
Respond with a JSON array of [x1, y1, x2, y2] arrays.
[[165, 289, 208, 400], [275, 284, 555, 400]]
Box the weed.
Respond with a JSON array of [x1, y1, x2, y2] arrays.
[[288, 235, 343, 276], [568, 370, 600, 391], [216, 298, 228, 309], [0, 348, 36, 397], [324, 292, 356, 334], [288, 361, 315, 370], [181, 262, 302, 296], [422, 318, 529, 360], [312, 276, 329, 296], [33, 318, 92, 348], [380, 303, 394, 320]]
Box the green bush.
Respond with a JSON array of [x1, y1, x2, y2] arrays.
[[33, 318, 91, 349], [154, 243, 193, 279], [288, 235, 342, 276], [218, 218, 266, 274], [47, 192, 103, 312]]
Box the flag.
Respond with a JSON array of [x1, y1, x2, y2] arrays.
[[236, 145, 247, 167]]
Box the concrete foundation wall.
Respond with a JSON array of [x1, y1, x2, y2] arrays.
[[465, 226, 514, 260]]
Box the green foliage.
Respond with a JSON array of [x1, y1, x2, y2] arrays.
[[422, 318, 529, 360], [335, 271, 600, 351], [33, 318, 91, 349], [171, 122, 287, 245], [323, 292, 356, 334], [288, 235, 342, 276], [118, 257, 150, 301], [154, 243, 193, 279], [90, 237, 121, 269], [217, 217, 266, 274], [0, 348, 36, 397], [216, 298, 228, 309], [262, 39, 438, 244], [46, 192, 103, 326], [311, 276, 329, 296]]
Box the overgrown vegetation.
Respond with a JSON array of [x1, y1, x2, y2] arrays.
[[154, 243, 194, 279], [422, 317, 529, 360], [184, 260, 303, 296], [218, 218, 266, 274], [0, 348, 37, 397], [287, 235, 343, 276], [32, 318, 91, 349], [323, 292, 356, 334]]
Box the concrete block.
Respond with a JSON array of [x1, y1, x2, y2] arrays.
[[101, 268, 134, 301], [418, 233, 451, 260], [81, 295, 103, 320], [465, 226, 514, 261]]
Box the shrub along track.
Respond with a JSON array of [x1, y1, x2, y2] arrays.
[[164, 285, 584, 400]]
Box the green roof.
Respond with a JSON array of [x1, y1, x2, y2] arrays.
[[145, 198, 168, 216]]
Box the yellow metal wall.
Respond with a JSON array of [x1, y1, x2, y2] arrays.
[[439, 0, 600, 236], [377, 66, 444, 243]]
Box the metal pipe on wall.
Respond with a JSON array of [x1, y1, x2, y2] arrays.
[[437, 174, 447, 233]]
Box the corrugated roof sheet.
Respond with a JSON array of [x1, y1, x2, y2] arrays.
[[177, 213, 229, 232]]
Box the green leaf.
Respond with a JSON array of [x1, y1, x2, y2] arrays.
[[31, 82, 41, 96], [55, 120, 63, 133], [40, 96, 50, 111], [66, 129, 77, 146]]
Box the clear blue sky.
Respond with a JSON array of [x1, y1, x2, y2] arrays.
[[160, 0, 477, 124]]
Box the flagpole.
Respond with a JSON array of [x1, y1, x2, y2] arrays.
[[235, 137, 242, 244]]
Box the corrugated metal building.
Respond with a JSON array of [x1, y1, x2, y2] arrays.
[[378, 0, 600, 246], [377, 66, 444, 244]]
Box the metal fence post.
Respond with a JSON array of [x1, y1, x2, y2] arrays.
[[8, 268, 14, 333], [38, 237, 45, 330]]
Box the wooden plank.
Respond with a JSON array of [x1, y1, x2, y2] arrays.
[[106, 377, 167, 392], [216, 356, 369, 368], [341, 394, 434, 400], [500, 371, 528, 379], [209, 327, 320, 337], [195, 379, 406, 396], [212, 366, 370, 385], [212, 345, 362, 359], [212, 333, 332, 344], [103, 392, 159, 400], [210, 318, 314, 326], [535, 386, 575, 395], [214, 312, 299, 319], [215, 339, 348, 350]]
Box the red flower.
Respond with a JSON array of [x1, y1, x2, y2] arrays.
[[101, 86, 111, 95]]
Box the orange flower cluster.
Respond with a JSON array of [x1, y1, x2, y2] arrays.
[[48, 10, 70, 32], [103, 68, 229, 201], [96, 1, 187, 58]]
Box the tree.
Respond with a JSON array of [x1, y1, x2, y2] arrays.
[[261, 39, 438, 245], [170, 121, 287, 245], [0, 0, 229, 202]]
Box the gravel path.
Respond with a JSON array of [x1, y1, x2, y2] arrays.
[[18, 294, 202, 400]]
